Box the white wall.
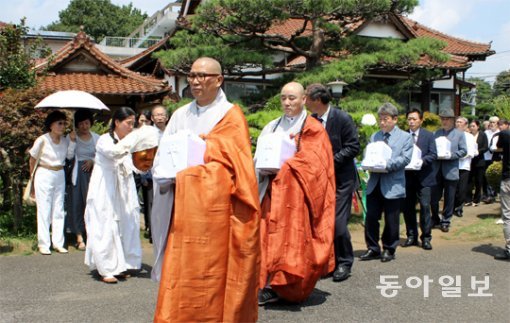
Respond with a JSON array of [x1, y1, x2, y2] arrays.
[[356, 22, 406, 39]]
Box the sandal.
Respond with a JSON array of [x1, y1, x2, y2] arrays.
[[102, 276, 118, 284], [115, 271, 131, 279], [76, 242, 86, 251]]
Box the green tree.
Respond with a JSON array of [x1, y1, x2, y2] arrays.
[[492, 95, 510, 121], [0, 20, 51, 233], [493, 70, 510, 97], [0, 19, 49, 89], [0, 89, 50, 231], [464, 77, 493, 117], [45, 0, 147, 42], [155, 0, 449, 77]]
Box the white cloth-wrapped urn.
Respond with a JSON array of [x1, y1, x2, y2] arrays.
[[153, 130, 206, 181], [405, 144, 423, 170], [255, 132, 297, 173], [361, 141, 393, 173], [435, 136, 452, 159]]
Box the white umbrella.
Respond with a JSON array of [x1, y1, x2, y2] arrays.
[[35, 90, 109, 110]]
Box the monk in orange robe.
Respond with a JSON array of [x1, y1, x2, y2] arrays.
[[153, 58, 260, 322], [256, 82, 336, 305]]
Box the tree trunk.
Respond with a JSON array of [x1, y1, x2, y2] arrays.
[[305, 20, 325, 71], [0, 171, 12, 211], [12, 177, 23, 233]]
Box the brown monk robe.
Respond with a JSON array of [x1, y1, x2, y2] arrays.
[[260, 116, 336, 303], [154, 106, 260, 322]]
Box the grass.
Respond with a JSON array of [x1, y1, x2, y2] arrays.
[[0, 235, 37, 256], [449, 217, 502, 241]]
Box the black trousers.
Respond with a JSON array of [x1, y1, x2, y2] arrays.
[[454, 169, 470, 212], [431, 176, 458, 226], [334, 177, 356, 268], [402, 172, 432, 242], [470, 166, 485, 203], [365, 182, 402, 253]]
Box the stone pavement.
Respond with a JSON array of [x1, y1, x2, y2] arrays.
[[0, 203, 509, 322]]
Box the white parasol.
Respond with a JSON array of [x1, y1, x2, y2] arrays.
[[35, 90, 109, 110]]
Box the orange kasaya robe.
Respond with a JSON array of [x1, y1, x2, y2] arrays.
[[260, 116, 336, 303], [154, 105, 261, 323]]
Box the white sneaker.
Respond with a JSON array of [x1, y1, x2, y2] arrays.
[[54, 247, 68, 254], [39, 247, 51, 255], [496, 219, 504, 225]]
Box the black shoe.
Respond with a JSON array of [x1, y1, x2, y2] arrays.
[[453, 208, 463, 217], [380, 250, 395, 262], [494, 250, 510, 261], [422, 241, 432, 250], [258, 288, 279, 305], [402, 237, 418, 247], [359, 249, 381, 261], [440, 224, 449, 233], [332, 265, 351, 282]]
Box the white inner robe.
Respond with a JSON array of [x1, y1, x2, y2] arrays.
[[84, 133, 142, 278]]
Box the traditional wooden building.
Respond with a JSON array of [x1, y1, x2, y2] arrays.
[[35, 30, 171, 111]]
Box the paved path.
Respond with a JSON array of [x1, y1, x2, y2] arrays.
[[1, 204, 509, 322]]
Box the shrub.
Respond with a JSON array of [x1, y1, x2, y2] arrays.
[[486, 161, 502, 193], [340, 91, 402, 113]]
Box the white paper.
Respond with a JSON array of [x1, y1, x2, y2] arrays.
[[361, 141, 392, 173], [405, 144, 423, 170], [255, 132, 296, 173], [153, 130, 206, 180], [436, 136, 451, 160]]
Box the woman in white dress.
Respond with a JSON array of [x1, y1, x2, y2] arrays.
[[84, 107, 142, 284], [29, 111, 70, 255]]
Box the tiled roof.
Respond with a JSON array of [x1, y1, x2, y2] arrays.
[[266, 19, 312, 39], [399, 16, 494, 57], [38, 73, 169, 95], [413, 54, 469, 69], [271, 14, 492, 70], [35, 31, 170, 95]]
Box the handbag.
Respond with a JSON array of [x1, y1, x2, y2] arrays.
[[23, 140, 45, 206]]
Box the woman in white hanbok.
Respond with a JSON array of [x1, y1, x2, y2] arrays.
[[84, 107, 142, 284]]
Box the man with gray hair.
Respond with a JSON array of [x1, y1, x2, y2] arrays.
[[360, 103, 413, 262]]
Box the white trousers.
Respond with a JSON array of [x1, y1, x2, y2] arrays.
[[34, 167, 65, 250]]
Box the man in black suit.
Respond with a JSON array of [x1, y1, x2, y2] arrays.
[[305, 83, 360, 282], [402, 109, 437, 250]]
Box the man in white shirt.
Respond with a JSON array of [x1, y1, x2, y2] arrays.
[[454, 117, 477, 217], [483, 116, 500, 203]]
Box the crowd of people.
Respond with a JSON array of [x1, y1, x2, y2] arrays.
[[27, 56, 509, 322]]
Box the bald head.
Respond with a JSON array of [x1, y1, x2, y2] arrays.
[[191, 57, 222, 75], [280, 82, 306, 117], [188, 57, 224, 106], [282, 82, 305, 96]]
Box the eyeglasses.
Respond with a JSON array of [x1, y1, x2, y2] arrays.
[[55, 121, 65, 126], [186, 73, 220, 82], [152, 113, 167, 117]]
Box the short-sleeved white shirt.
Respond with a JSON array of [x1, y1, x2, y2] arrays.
[[29, 133, 69, 167]]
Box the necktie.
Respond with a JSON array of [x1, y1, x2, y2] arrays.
[[412, 132, 417, 143], [383, 132, 390, 144], [312, 113, 324, 124]]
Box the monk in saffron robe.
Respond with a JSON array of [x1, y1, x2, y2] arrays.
[[256, 82, 336, 305], [153, 58, 260, 322]]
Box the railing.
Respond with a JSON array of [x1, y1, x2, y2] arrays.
[[99, 36, 162, 48], [128, 2, 179, 39]]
